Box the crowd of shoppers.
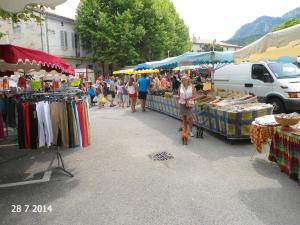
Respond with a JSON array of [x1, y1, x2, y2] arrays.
[[87, 74, 150, 113], [84, 70, 204, 137]]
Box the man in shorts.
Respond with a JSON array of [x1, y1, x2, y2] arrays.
[[108, 76, 116, 107], [137, 74, 150, 112]]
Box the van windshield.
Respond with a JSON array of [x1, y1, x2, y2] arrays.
[[268, 63, 300, 79]]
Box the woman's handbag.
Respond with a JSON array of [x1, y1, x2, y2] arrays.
[[185, 99, 195, 108]]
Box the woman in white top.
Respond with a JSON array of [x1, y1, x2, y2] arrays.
[[178, 76, 196, 137], [126, 76, 138, 112]]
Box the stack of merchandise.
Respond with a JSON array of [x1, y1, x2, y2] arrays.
[[193, 91, 273, 139]]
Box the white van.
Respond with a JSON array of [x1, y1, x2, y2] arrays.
[[214, 61, 300, 113]]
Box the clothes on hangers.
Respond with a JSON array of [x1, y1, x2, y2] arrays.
[[2, 97, 17, 128], [73, 101, 82, 147], [67, 101, 79, 148], [14, 94, 90, 150], [17, 103, 25, 149], [36, 102, 53, 147], [23, 103, 31, 149], [51, 101, 70, 148], [76, 102, 88, 148]]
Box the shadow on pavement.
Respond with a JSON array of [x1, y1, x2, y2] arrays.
[[0, 177, 79, 225], [0, 145, 79, 184], [237, 158, 300, 225]]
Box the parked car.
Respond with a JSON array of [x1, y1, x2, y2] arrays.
[[214, 61, 300, 113]]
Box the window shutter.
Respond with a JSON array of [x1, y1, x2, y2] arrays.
[[60, 30, 65, 50], [71, 33, 75, 50], [64, 31, 68, 49]]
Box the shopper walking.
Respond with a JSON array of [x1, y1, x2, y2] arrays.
[[108, 76, 116, 107], [126, 77, 138, 112], [177, 76, 196, 137], [123, 82, 130, 107], [116, 80, 124, 107], [137, 74, 150, 112], [87, 86, 97, 106], [99, 82, 109, 108]]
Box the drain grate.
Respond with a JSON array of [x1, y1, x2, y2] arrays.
[[149, 152, 174, 161]]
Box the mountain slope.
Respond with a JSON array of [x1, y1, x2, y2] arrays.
[[282, 7, 300, 19], [227, 7, 300, 46]]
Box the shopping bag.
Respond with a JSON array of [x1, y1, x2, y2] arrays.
[[101, 96, 107, 104]]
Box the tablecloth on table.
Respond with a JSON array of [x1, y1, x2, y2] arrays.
[[269, 127, 300, 182], [250, 122, 277, 152], [146, 95, 273, 139]]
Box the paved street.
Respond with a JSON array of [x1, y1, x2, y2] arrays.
[[0, 106, 299, 225]]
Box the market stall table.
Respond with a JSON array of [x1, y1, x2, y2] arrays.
[[146, 95, 273, 139], [269, 126, 300, 183], [250, 115, 279, 153]]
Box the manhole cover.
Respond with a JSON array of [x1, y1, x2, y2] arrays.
[[149, 152, 174, 161]]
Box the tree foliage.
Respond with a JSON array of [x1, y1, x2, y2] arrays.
[[272, 18, 300, 32], [0, 4, 44, 38], [203, 43, 223, 52], [75, 0, 191, 67]]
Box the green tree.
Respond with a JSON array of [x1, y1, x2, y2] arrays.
[[272, 18, 300, 32], [203, 43, 223, 52], [0, 5, 44, 38], [75, 0, 191, 67]]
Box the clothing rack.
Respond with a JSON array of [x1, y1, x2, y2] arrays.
[[53, 146, 74, 177], [22, 91, 85, 178]]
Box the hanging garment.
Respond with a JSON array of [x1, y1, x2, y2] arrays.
[[67, 101, 79, 148], [0, 112, 4, 139], [23, 103, 31, 149], [36, 102, 53, 147], [50, 102, 69, 148], [17, 103, 25, 149], [3, 97, 17, 128], [44, 102, 53, 147], [73, 101, 82, 147], [76, 102, 88, 148], [83, 101, 91, 145], [29, 103, 38, 149]]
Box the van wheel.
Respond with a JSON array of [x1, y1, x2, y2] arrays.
[[268, 98, 285, 114]]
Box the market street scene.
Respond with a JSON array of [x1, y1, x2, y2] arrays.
[[0, 0, 300, 225]]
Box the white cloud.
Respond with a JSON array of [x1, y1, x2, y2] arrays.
[[53, 0, 300, 40]]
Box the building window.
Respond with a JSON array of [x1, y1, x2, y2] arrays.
[[12, 22, 21, 33], [60, 30, 68, 50]]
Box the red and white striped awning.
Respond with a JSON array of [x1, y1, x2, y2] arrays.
[[0, 44, 74, 76]]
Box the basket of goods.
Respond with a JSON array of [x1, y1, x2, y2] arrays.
[[275, 113, 300, 127]]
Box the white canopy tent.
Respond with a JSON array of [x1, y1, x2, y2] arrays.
[[234, 24, 300, 64], [0, 0, 67, 13]]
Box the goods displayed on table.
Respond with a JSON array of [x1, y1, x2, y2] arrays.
[[269, 126, 300, 183], [255, 115, 278, 126], [250, 115, 279, 152], [274, 112, 300, 127], [147, 90, 273, 139]]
